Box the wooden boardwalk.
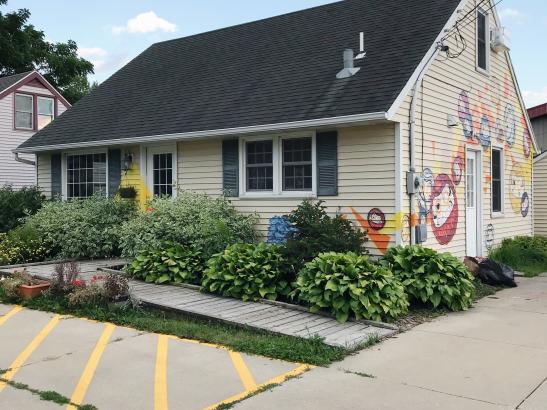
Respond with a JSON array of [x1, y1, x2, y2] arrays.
[[1, 259, 397, 348]]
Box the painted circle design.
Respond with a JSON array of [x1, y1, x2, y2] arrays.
[[458, 91, 474, 139], [521, 192, 530, 218], [479, 116, 491, 149], [504, 104, 516, 147], [367, 208, 386, 231], [430, 174, 458, 245]]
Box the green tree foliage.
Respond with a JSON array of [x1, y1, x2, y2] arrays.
[[0, 0, 94, 103]]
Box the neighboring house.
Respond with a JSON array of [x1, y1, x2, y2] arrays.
[[530, 103, 547, 235], [16, 0, 536, 257], [0, 71, 70, 189]]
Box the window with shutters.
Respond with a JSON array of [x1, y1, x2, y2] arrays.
[[239, 134, 316, 197], [65, 152, 107, 199], [476, 9, 489, 73]]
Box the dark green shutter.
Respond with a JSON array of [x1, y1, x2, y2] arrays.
[[51, 153, 62, 199], [222, 139, 239, 197], [316, 131, 338, 196], [108, 149, 121, 197]]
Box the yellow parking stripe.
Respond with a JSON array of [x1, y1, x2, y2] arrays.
[[0, 306, 22, 326], [0, 314, 61, 393], [155, 335, 169, 410], [228, 351, 257, 391], [203, 364, 313, 410], [66, 323, 115, 410]]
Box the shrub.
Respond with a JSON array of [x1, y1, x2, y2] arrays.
[[25, 195, 136, 259], [202, 243, 292, 301], [283, 200, 368, 274], [0, 270, 36, 300], [48, 262, 82, 297], [489, 236, 547, 276], [0, 185, 44, 233], [67, 283, 106, 308], [126, 243, 205, 285], [381, 246, 475, 311], [119, 192, 258, 258], [295, 252, 408, 323], [103, 272, 129, 301]]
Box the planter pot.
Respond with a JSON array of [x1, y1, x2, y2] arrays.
[[19, 282, 50, 299]]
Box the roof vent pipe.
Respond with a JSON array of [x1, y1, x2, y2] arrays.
[[336, 49, 360, 79]]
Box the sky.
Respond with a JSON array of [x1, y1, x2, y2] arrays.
[[5, 0, 547, 107]]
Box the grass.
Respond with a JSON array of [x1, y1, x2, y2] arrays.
[[0, 368, 96, 409], [489, 236, 547, 277], [0, 289, 347, 366]]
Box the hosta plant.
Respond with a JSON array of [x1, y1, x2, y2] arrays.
[[381, 246, 475, 311], [202, 242, 292, 302], [295, 252, 408, 323], [126, 243, 205, 285]]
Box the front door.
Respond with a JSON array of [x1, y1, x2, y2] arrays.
[[466, 149, 481, 256], [146, 145, 177, 198]]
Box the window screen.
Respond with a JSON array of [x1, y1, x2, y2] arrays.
[[246, 140, 273, 191], [15, 94, 33, 129], [282, 138, 312, 191]]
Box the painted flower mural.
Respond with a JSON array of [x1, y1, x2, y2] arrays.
[[504, 103, 516, 147], [458, 91, 474, 139], [418, 168, 434, 224], [430, 174, 458, 245], [479, 115, 491, 149]]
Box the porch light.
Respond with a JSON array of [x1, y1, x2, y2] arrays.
[[123, 153, 133, 173]]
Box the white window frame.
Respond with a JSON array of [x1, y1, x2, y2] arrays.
[[14, 93, 34, 130], [61, 149, 109, 200], [238, 132, 317, 198], [145, 143, 178, 198], [37, 96, 55, 130], [476, 8, 490, 75], [491, 145, 504, 217]]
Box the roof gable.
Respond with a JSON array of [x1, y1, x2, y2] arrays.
[[0, 71, 71, 107], [19, 0, 460, 151]]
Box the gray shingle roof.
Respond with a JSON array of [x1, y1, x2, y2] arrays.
[[0, 71, 32, 93], [19, 0, 460, 151]]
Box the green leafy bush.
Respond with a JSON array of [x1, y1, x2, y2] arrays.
[[489, 236, 547, 277], [295, 252, 408, 323], [119, 192, 258, 258], [126, 243, 205, 285], [0, 225, 52, 266], [24, 195, 136, 259], [381, 246, 475, 311], [283, 200, 368, 274], [0, 185, 44, 233], [202, 243, 292, 301]]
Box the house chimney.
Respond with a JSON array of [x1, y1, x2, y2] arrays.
[[336, 49, 360, 79]]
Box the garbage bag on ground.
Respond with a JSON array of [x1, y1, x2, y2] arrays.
[[476, 258, 517, 287]]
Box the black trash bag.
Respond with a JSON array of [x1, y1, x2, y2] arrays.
[[477, 258, 517, 287]]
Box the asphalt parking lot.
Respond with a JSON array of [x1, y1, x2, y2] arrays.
[[0, 304, 309, 410]]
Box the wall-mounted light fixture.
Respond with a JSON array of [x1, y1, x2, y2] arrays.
[[123, 153, 133, 174]]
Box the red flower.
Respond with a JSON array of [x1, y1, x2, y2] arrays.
[[72, 279, 83, 287], [146, 207, 154, 214]]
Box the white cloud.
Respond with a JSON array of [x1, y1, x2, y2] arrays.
[[499, 8, 525, 23], [78, 47, 108, 59], [523, 86, 547, 108], [113, 11, 177, 35]]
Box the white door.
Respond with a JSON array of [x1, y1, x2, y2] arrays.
[[146, 145, 177, 198], [466, 150, 480, 256]]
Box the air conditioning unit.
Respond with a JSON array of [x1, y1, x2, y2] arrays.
[[491, 27, 510, 53]]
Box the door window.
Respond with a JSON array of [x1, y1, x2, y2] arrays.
[[152, 153, 173, 197]]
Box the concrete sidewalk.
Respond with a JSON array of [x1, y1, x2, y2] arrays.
[[233, 275, 547, 410]]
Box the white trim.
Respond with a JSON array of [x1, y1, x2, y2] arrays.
[[465, 147, 483, 256], [14, 93, 34, 130], [145, 142, 178, 198], [61, 149, 109, 200], [386, 0, 469, 120], [15, 111, 387, 153], [394, 122, 402, 246], [491, 145, 505, 216], [475, 7, 491, 75], [238, 132, 317, 199]]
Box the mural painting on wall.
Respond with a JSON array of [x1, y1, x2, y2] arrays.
[[431, 174, 459, 245], [485, 224, 495, 251]]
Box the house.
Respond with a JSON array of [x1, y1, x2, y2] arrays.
[[529, 103, 547, 235], [0, 71, 70, 189], [15, 0, 536, 257]]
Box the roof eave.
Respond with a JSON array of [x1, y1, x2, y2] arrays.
[[15, 111, 389, 154]]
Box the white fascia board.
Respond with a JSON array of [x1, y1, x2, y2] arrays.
[[15, 111, 387, 153]]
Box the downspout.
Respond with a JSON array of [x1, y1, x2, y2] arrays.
[[14, 152, 36, 166]]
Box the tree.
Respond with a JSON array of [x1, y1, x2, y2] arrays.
[[0, 0, 94, 103]]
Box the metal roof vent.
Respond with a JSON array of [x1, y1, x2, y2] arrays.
[[336, 49, 360, 79]]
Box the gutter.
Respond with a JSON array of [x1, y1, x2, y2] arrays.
[[15, 111, 388, 154], [13, 152, 36, 166]]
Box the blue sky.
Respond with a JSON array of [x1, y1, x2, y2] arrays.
[[6, 0, 547, 107]]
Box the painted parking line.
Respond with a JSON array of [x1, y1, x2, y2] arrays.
[[67, 323, 115, 410], [155, 335, 169, 410], [0, 314, 61, 393], [0, 305, 22, 327], [229, 351, 257, 391]]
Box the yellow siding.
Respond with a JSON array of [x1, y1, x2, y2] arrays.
[[394, 0, 533, 257], [177, 124, 398, 255], [534, 155, 547, 236]]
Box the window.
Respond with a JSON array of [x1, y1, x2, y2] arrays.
[[246, 140, 273, 191], [476, 10, 489, 72], [37, 97, 54, 129], [282, 138, 312, 191], [66, 153, 107, 199], [242, 135, 315, 196], [15, 94, 33, 129], [491, 148, 503, 213], [152, 153, 173, 197]]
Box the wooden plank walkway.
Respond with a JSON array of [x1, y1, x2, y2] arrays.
[[0, 259, 397, 349]]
